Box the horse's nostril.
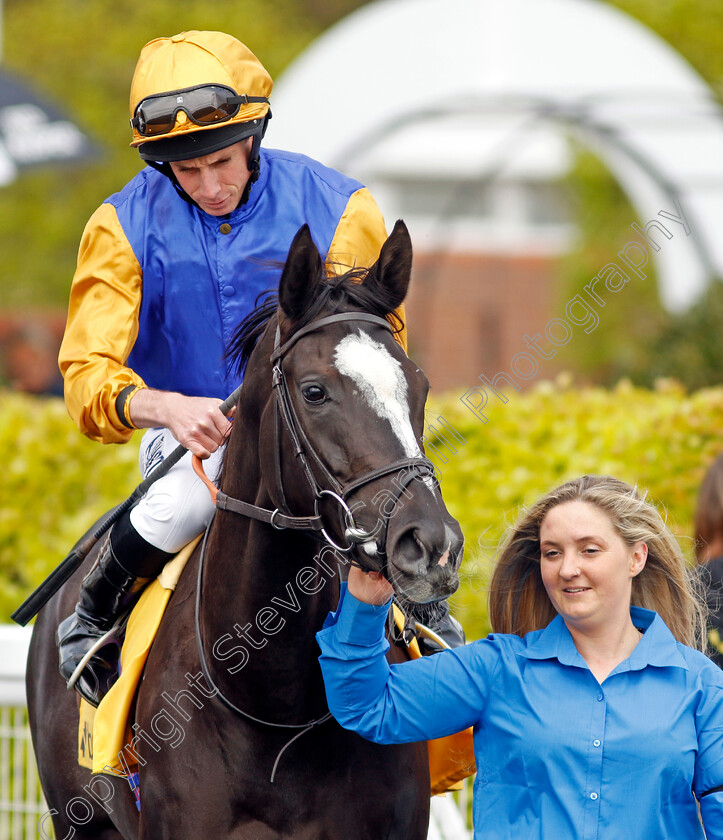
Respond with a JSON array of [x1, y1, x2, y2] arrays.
[[390, 523, 464, 577], [391, 527, 439, 575]]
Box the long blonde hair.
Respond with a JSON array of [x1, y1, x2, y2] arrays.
[[489, 475, 707, 649]]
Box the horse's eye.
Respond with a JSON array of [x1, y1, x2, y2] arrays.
[[301, 384, 327, 404]]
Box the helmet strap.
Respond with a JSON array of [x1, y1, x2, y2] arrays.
[[248, 111, 271, 172], [238, 158, 259, 207]]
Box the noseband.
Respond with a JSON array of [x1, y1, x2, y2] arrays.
[[194, 311, 436, 571]]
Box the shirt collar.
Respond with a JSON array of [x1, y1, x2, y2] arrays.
[[519, 606, 689, 672]]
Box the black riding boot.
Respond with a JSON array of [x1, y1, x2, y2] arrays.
[[406, 599, 466, 654], [56, 512, 174, 707]]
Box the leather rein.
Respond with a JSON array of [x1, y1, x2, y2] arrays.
[[191, 310, 435, 772]]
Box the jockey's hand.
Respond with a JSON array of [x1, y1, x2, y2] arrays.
[[348, 565, 394, 606], [128, 388, 233, 458]]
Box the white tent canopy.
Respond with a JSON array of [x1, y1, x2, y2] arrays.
[[267, 0, 723, 311]]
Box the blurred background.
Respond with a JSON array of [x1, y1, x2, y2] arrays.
[[1, 1, 723, 833], [2, 0, 723, 630], [1, 0, 722, 621], [3, 0, 723, 394]]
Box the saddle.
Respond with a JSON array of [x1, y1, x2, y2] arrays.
[[77, 537, 201, 776]]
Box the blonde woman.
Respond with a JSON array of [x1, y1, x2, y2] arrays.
[[318, 475, 723, 839]]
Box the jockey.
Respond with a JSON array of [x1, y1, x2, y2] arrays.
[[56, 30, 464, 708]]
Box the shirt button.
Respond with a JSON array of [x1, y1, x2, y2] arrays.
[[220, 223, 232, 235], [590, 792, 598, 800], [222, 285, 235, 297], [596, 693, 603, 701], [593, 739, 601, 747]]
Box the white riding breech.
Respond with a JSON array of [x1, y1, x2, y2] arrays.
[[129, 428, 225, 554]]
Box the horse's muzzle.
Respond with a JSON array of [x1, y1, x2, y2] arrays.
[[385, 516, 464, 604]]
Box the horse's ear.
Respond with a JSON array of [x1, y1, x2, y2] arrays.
[[279, 225, 323, 321], [363, 219, 412, 312]]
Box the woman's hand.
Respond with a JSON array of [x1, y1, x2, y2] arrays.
[[347, 565, 394, 605]]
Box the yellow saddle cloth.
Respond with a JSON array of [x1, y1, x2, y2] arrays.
[[78, 536, 201, 775], [78, 544, 475, 793]]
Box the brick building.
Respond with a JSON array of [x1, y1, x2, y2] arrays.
[[266, 0, 723, 395]]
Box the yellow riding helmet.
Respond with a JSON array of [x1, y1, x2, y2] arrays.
[[129, 31, 273, 162]]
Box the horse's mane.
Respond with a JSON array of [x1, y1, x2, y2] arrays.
[[226, 292, 279, 376], [226, 266, 403, 376]]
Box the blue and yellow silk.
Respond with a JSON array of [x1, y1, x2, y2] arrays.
[[59, 148, 400, 443]]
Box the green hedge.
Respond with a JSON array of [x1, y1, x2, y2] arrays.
[[2, 382, 722, 639], [426, 376, 723, 640], [0, 392, 140, 621]]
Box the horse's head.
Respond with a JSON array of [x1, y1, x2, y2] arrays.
[[254, 220, 463, 604]]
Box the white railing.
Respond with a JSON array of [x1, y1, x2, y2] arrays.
[[429, 792, 472, 840], [0, 625, 47, 839], [0, 625, 472, 840]]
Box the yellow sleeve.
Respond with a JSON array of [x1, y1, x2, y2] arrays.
[[58, 203, 147, 444], [326, 187, 408, 353]]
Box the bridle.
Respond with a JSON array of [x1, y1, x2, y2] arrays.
[[193, 310, 437, 573], [191, 309, 438, 772]]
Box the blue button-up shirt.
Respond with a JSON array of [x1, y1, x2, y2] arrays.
[[317, 585, 723, 839]]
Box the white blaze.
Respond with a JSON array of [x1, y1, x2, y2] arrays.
[[333, 330, 421, 458]]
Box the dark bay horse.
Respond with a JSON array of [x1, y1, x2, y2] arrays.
[[27, 220, 464, 839]]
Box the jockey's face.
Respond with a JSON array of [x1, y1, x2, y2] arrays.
[[169, 138, 253, 216]]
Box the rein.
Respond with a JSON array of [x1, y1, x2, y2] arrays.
[[193, 310, 437, 571], [193, 520, 332, 782], [191, 309, 435, 779]]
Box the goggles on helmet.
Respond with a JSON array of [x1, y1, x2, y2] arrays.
[[130, 84, 269, 138]]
